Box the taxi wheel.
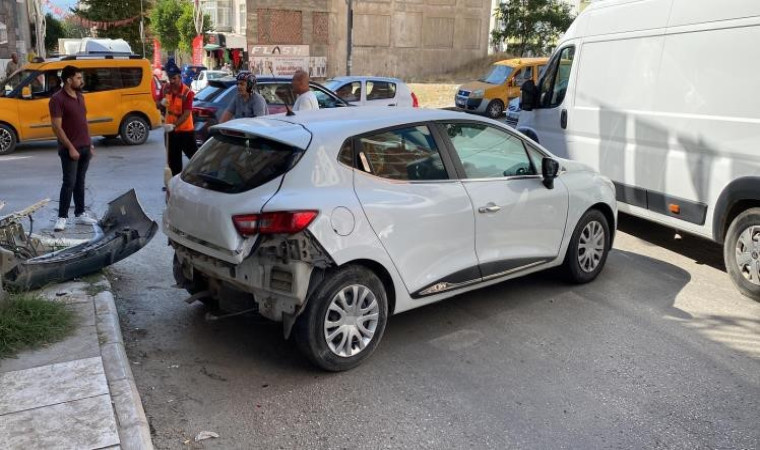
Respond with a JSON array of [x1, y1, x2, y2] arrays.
[[120, 115, 149, 146], [486, 100, 504, 119], [0, 124, 17, 155]]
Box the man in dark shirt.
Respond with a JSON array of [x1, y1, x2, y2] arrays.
[[50, 65, 96, 232]]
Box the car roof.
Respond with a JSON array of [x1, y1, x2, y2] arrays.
[[215, 107, 483, 149], [494, 57, 549, 67], [208, 76, 326, 87], [327, 76, 405, 84]]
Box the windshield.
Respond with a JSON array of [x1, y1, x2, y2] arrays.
[[1, 70, 35, 96], [479, 65, 513, 85], [195, 85, 224, 102], [207, 72, 226, 81], [323, 79, 341, 91], [182, 134, 302, 193]]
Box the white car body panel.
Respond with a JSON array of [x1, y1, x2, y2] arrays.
[[191, 70, 229, 93], [326, 76, 414, 108], [164, 108, 616, 325], [517, 0, 760, 243]]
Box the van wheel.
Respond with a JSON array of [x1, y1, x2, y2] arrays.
[[486, 100, 504, 119], [561, 209, 610, 283], [120, 115, 149, 145], [723, 208, 760, 302], [294, 266, 388, 371], [0, 124, 17, 155]]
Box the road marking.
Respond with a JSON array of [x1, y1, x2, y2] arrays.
[[0, 156, 33, 162]]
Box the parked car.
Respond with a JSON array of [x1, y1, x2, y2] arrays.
[[190, 69, 229, 93], [0, 55, 162, 154], [455, 57, 548, 119], [181, 64, 207, 87], [164, 107, 617, 371], [323, 76, 419, 107], [192, 76, 350, 146], [506, 97, 521, 128], [517, 0, 760, 301]]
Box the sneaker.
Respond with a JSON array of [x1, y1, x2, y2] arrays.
[[54, 217, 67, 232], [75, 212, 98, 225]]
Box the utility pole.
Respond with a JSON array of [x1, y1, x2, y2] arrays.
[[346, 0, 353, 75], [139, 0, 146, 57]]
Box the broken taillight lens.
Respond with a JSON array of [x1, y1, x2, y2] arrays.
[[232, 211, 318, 236], [411, 92, 419, 108]]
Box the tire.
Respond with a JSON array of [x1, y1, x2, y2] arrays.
[[486, 100, 504, 119], [0, 123, 17, 155], [723, 207, 760, 302], [294, 265, 388, 372], [561, 209, 611, 283], [119, 114, 149, 145]]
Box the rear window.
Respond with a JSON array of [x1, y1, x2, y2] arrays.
[[182, 134, 302, 193], [213, 86, 237, 105], [195, 85, 225, 102]]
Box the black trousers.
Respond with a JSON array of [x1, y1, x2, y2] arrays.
[[168, 131, 198, 176], [58, 145, 91, 218]]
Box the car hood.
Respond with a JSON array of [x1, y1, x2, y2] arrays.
[[458, 81, 496, 93]]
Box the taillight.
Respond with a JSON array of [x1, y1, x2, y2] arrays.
[[411, 92, 419, 108], [232, 211, 318, 236], [193, 106, 218, 119]]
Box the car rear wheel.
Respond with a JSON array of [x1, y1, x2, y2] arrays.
[[294, 265, 388, 371], [120, 115, 149, 145], [0, 124, 17, 155], [724, 208, 760, 302], [561, 209, 610, 283], [486, 100, 504, 119]]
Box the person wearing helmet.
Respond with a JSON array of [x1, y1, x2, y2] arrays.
[[220, 73, 267, 123]]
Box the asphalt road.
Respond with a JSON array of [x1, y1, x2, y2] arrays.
[[2, 131, 759, 449]]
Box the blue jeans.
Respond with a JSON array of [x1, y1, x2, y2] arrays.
[[58, 145, 91, 218]]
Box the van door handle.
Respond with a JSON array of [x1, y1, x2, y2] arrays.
[[560, 109, 568, 129], [478, 204, 501, 213]]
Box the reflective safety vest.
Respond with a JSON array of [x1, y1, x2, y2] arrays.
[[166, 84, 194, 132]]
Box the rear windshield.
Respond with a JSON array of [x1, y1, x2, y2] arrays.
[[195, 85, 225, 102], [182, 134, 302, 193]]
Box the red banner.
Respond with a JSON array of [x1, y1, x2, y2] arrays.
[[192, 35, 204, 65], [153, 39, 162, 69]]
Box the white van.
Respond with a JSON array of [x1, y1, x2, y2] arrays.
[[517, 0, 760, 301]]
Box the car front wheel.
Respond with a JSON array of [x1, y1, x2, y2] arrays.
[[724, 208, 760, 302], [486, 99, 504, 119], [561, 209, 610, 283], [294, 265, 388, 371]]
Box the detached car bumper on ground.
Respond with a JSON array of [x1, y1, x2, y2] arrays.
[[163, 108, 617, 371]]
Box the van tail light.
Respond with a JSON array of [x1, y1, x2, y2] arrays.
[[193, 106, 218, 119], [411, 92, 419, 108], [232, 211, 319, 236]]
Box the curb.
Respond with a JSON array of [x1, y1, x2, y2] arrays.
[[93, 277, 154, 450]]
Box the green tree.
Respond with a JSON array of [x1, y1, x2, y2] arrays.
[[61, 16, 90, 39], [150, 0, 212, 53], [492, 0, 575, 57], [73, 0, 151, 57], [44, 13, 66, 52]]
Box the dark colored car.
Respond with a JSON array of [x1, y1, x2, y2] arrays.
[[182, 65, 207, 87], [192, 76, 350, 146]]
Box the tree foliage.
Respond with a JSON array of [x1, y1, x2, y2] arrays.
[[44, 13, 66, 52], [492, 0, 575, 57], [73, 0, 150, 57], [150, 0, 212, 53]]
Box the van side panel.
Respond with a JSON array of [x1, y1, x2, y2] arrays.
[[668, 0, 760, 26], [583, 0, 672, 36]]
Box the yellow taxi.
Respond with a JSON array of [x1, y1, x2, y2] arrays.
[[0, 56, 161, 155], [455, 57, 549, 119]]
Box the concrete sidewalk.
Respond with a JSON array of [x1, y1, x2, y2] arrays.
[[0, 214, 153, 449]]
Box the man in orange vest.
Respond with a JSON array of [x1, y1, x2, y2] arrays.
[[162, 62, 197, 176]]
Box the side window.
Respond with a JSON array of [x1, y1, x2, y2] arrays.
[[357, 126, 447, 181], [337, 140, 354, 167], [310, 86, 343, 108], [445, 123, 535, 178], [524, 143, 546, 173], [257, 84, 291, 105], [334, 81, 361, 102], [29, 70, 61, 98], [121, 68, 142, 89], [366, 81, 396, 100], [538, 46, 575, 108], [514, 67, 533, 87], [82, 68, 123, 93]]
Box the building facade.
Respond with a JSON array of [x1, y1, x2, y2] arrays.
[[245, 0, 492, 79], [0, 0, 34, 63]]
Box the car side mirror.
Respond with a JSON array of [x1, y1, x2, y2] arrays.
[[520, 80, 538, 111], [542, 157, 560, 189], [21, 86, 32, 99]]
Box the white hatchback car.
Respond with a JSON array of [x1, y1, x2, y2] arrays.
[[324, 76, 418, 107], [164, 108, 617, 371]]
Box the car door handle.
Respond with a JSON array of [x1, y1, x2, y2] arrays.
[[388, 103, 396, 106], [560, 109, 568, 129], [478, 205, 501, 213]]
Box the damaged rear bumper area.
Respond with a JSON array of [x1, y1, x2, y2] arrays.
[[1, 190, 158, 291]]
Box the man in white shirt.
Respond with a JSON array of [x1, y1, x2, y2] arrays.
[[291, 70, 319, 111]]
